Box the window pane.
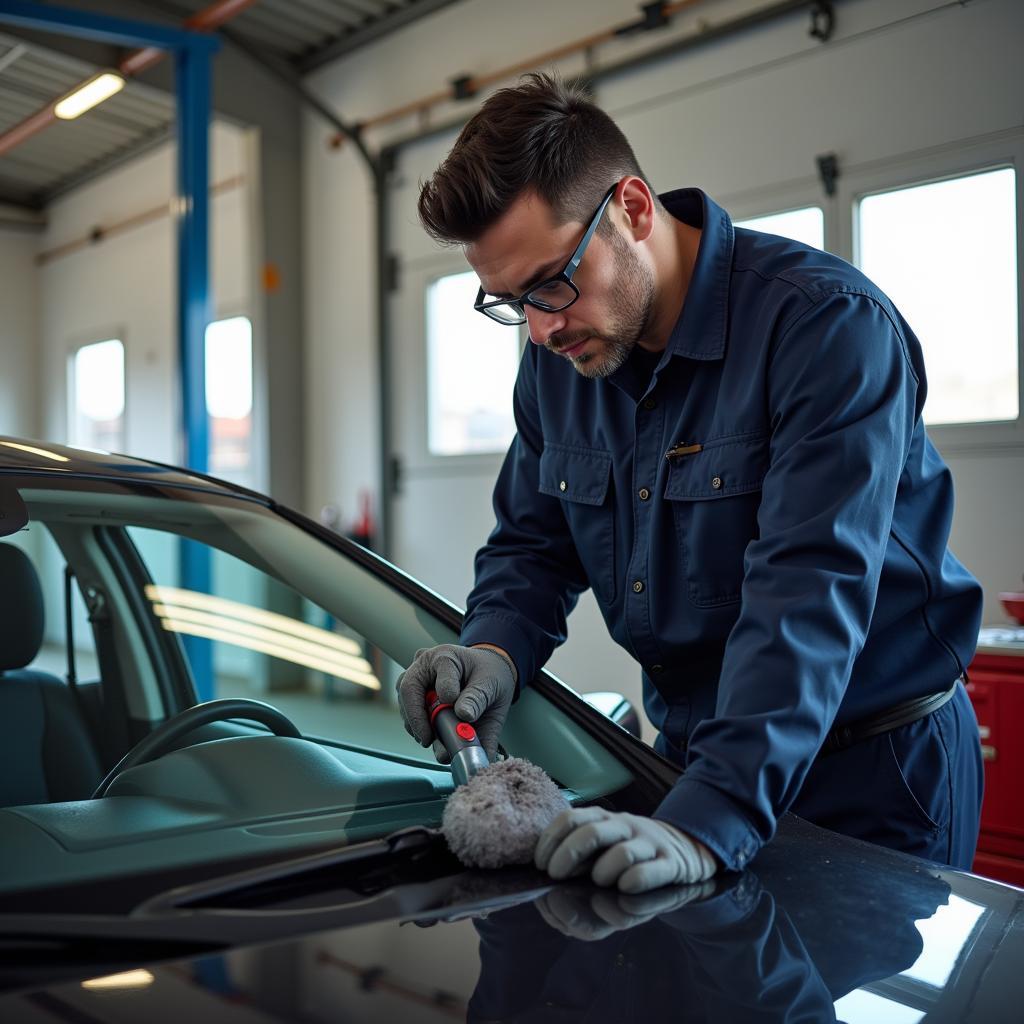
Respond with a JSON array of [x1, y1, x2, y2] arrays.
[[734, 207, 825, 250], [858, 168, 1018, 425], [68, 339, 124, 452], [427, 271, 519, 456], [205, 316, 253, 480]]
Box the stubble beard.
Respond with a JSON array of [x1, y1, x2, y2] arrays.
[[546, 231, 656, 380]]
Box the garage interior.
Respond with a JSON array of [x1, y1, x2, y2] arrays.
[[0, 0, 1022, 1014]]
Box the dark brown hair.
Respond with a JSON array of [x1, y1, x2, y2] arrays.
[[418, 73, 655, 245]]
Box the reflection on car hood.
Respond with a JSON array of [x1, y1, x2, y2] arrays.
[[1, 816, 1021, 1022]]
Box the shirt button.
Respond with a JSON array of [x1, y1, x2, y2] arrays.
[[651, 664, 663, 673], [559, 480, 567, 492], [711, 476, 722, 490], [632, 580, 644, 594], [638, 487, 650, 501], [615, 953, 626, 967], [643, 398, 657, 411]]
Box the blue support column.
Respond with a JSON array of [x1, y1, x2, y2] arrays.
[[0, 1, 221, 704], [175, 44, 215, 702]]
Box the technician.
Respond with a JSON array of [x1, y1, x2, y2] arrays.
[[398, 74, 983, 893]]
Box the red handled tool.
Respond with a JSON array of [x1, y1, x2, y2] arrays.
[[425, 689, 490, 787]]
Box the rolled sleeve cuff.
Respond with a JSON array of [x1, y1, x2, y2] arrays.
[[653, 777, 764, 873], [459, 613, 540, 696]]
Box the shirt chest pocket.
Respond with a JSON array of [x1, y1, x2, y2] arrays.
[[539, 443, 616, 603], [664, 433, 768, 607]]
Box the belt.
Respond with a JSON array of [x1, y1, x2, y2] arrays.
[[819, 677, 962, 757]]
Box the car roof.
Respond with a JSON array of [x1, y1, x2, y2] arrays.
[[0, 436, 266, 503]]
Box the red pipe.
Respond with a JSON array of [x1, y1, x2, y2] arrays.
[[121, 0, 260, 76]]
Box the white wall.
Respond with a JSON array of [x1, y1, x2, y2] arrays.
[[36, 119, 253, 466], [0, 225, 39, 438], [303, 0, 1024, 719]]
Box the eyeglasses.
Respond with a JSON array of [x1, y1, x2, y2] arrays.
[[474, 184, 617, 326]]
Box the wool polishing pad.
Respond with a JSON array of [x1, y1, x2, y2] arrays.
[[441, 757, 570, 869]]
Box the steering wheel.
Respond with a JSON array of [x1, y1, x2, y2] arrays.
[[92, 698, 302, 798]]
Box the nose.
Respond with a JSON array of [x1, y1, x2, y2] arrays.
[[525, 306, 567, 346]]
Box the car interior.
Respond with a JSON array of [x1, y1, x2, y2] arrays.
[[0, 475, 638, 904]]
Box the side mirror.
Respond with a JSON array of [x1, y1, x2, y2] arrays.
[[0, 483, 28, 538], [582, 691, 641, 739]]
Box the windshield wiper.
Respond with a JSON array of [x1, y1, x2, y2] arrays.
[[133, 826, 449, 916]]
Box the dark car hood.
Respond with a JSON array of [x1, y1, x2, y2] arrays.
[[2, 816, 1021, 1023]]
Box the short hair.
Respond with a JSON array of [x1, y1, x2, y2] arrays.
[[418, 73, 656, 245]]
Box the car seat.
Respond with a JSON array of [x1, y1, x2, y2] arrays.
[[0, 543, 103, 806]]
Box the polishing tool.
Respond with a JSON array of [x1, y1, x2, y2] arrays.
[[425, 688, 490, 786], [430, 691, 570, 869]]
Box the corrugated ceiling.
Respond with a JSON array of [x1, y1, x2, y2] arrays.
[[0, 33, 175, 207], [0, 0, 462, 209]]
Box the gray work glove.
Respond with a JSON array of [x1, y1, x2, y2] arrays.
[[535, 880, 716, 942], [397, 644, 516, 763], [534, 807, 718, 894]]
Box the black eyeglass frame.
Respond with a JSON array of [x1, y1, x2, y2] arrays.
[[473, 184, 618, 326]]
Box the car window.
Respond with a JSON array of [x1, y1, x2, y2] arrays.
[[1, 527, 100, 684], [125, 526, 412, 756], [14, 480, 635, 806]]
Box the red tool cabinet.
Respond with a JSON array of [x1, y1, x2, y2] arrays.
[[967, 628, 1024, 889]]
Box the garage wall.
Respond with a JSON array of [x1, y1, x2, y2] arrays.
[[36, 120, 254, 467], [0, 224, 38, 438], [303, 0, 1024, 711]]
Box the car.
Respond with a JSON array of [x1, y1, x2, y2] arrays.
[[0, 436, 1020, 1023]]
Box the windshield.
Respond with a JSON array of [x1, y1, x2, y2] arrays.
[[0, 474, 636, 904]]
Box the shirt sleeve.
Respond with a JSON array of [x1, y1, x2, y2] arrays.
[[653, 291, 922, 870], [459, 344, 590, 687]]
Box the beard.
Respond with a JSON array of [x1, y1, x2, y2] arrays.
[[546, 229, 656, 380]]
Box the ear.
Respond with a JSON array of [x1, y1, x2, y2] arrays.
[[616, 176, 657, 243]]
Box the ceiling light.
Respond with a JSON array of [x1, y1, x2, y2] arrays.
[[54, 72, 125, 120]]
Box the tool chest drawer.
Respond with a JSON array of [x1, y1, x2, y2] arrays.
[[968, 637, 1024, 887]]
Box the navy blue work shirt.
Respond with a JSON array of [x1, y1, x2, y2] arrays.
[[459, 188, 983, 872]]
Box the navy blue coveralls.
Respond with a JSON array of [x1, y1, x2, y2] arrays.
[[459, 189, 984, 872]]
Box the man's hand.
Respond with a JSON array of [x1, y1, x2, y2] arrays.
[[396, 644, 516, 762], [534, 807, 718, 893]]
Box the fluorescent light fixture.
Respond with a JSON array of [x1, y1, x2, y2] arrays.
[[82, 969, 155, 990], [55, 72, 125, 120], [151, 603, 375, 675], [144, 585, 364, 655], [158, 616, 381, 689]]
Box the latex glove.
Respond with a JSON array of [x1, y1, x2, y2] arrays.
[[397, 644, 516, 762], [535, 881, 716, 942], [535, 807, 718, 894]]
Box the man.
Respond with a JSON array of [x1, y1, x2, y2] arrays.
[[398, 74, 983, 893]]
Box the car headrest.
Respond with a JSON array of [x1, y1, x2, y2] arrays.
[[0, 544, 45, 672]]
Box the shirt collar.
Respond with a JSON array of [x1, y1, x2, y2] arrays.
[[659, 188, 734, 362]]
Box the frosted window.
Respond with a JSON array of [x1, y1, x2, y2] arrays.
[[427, 271, 519, 456], [68, 339, 124, 452], [858, 168, 1018, 425], [205, 316, 253, 478], [734, 207, 825, 250]]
